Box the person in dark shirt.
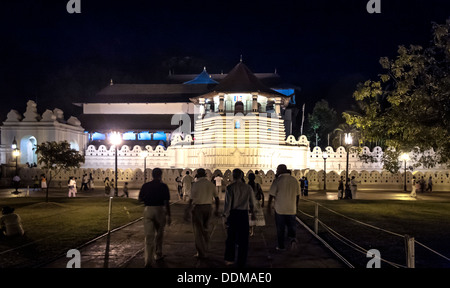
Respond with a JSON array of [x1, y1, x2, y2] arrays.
[[223, 168, 256, 267], [138, 168, 171, 268]]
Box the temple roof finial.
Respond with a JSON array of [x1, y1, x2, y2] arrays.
[[240, 54, 243, 62], [110, 79, 114, 85]]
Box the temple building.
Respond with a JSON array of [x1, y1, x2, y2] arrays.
[[75, 61, 307, 171], [75, 61, 300, 150]]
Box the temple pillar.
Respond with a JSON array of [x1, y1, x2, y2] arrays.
[[198, 98, 205, 119], [252, 93, 259, 115], [274, 98, 282, 118], [218, 93, 225, 115]]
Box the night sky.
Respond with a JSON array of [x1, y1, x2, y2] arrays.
[[1, 0, 449, 121]]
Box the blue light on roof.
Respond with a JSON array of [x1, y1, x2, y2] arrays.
[[138, 132, 151, 140], [123, 131, 136, 140], [92, 132, 106, 141], [153, 131, 167, 141], [184, 67, 219, 84], [273, 88, 296, 104]]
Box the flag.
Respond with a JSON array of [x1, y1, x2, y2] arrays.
[[300, 103, 305, 135]]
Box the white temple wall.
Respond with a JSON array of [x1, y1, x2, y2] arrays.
[[11, 165, 450, 192], [78, 142, 450, 192]]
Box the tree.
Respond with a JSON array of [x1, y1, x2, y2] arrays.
[[344, 20, 450, 170], [35, 141, 85, 202], [306, 99, 338, 147]]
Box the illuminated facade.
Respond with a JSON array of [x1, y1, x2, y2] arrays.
[[77, 61, 307, 171], [76, 61, 306, 171]]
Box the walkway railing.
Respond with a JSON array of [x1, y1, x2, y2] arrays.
[[298, 199, 450, 268]]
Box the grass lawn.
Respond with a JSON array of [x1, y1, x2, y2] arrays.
[[0, 196, 144, 268], [297, 199, 450, 268]]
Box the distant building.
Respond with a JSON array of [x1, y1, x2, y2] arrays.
[[0, 100, 87, 177]]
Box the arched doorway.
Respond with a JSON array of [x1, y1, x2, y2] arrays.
[[20, 136, 37, 165], [235, 101, 244, 114]]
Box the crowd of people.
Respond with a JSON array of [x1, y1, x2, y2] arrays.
[[138, 164, 300, 268], [410, 176, 433, 198], [4, 166, 437, 267]]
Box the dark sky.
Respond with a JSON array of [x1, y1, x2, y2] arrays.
[[1, 0, 449, 120]]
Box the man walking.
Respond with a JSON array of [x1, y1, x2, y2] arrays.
[[188, 168, 220, 259], [138, 168, 171, 268], [350, 176, 360, 199], [182, 171, 194, 201], [223, 168, 256, 267], [214, 174, 224, 200], [268, 164, 300, 251], [254, 170, 263, 186]]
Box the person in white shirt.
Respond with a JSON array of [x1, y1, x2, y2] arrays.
[[214, 174, 224, 199], [182, 171, 194, 201], [254, 170, 263, 186], [188, 168, 219, 259], [350, 176, 361, 199], [268, 164, 300, 251], [68, 176, 77, 197]]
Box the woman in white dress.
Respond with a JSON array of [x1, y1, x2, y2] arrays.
[[68, 176, 77, 197], [247, 173, 266, 236], [410, 176, 417, 198]]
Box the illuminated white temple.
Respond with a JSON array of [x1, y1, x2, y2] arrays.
[[75, 61, 308, 171], [168, 61, 309, 171]]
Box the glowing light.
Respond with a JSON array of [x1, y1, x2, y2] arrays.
[[109, 132, 122, 146], [12, 150, 20, 157], [400, 153, 410, 161], [11, 137, 17, 150], [344, 133, 352, 145]]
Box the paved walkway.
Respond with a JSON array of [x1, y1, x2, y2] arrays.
[[2, 186, 449, 269], [40, 199, 347, 268]]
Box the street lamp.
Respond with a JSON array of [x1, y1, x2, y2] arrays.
[[110, 132, 122, 197], [400, 153, 410, 192], [344, 133, 353, 189], [140, 151, 149, 183], [12, 137, 21, 194], [322, 151, 328, 191]]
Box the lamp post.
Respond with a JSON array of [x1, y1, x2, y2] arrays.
[[140, 151, 149, 183], [110, 132, 122, 197], [12, 137, 21, 194], [344, 133, 353, 188], [322, 151, 328, 191], [400, 153, 409, 192]]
